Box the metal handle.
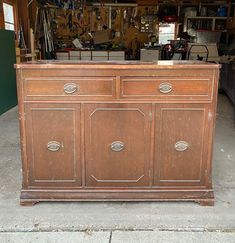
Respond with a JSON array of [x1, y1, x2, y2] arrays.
[[64, 83, 78, 94], [110, 141, 125, 152], [174, 141, 189, 152], [47, 141, 61, 152], [159, 83, 172, 94]]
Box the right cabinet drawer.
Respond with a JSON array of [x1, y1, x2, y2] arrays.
[[121, 77, 213, 100]]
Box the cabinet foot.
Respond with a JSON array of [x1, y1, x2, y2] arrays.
[[20, 201, 38, 206], [198, 200, 214, 206]]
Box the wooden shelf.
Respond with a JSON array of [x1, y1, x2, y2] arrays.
[[156, 0, 228, 6], [186, 16, 229, 31], [187, 16, 228, 19]]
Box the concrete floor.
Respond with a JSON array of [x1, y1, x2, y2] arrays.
[[0, 94, 235, 242]]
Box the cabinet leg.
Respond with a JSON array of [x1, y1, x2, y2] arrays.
[[20, 201, 38, 206], [198, 200, 214, 206]]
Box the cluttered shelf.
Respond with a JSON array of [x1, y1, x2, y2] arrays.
[[14, 0, 234, 63]]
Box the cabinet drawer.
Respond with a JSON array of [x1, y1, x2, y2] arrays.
[[81, 51, 91, 57], [92, 51, 108, 57], [56, 52, 69, 60], [92, 56, 108, 61], [109, 51, 125, 57], [121, 77, 213, 100], [24, 77, 116, 100]]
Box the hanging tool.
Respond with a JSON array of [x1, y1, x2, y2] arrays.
[[18, 25, 26, 49], [68, 12, 73, 31], [42, 9, 54, 54], [28, 0, 34, 7]]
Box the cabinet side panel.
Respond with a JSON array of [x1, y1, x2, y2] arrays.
[[16, 69, 28, 188]]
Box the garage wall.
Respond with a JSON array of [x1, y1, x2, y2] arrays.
[[0, 29, 17, 115]]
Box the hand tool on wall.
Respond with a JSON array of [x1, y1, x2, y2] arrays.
[[68, 12, 73, 31], [42, 9, 54, 54], [18, 25, 27, 49]]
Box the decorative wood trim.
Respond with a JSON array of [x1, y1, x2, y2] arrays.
[[20, 189, 215, 206], [91, 174, 145, 183], [81, 103, 86, 187]]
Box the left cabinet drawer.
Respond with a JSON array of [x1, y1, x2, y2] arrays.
[[24, 77, 116, 100]]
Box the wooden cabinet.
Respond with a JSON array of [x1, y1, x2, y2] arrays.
[[15, 61, 220, 206]]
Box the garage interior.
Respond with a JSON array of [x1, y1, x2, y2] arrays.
[[0, 0, 235, 242]]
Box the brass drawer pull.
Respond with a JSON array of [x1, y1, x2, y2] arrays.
[[111, 141, 125, 152], [159, 83, 172, 94], [175, 141, 189, 152], [47, 141, 61, 152], [64, 83, 78, 94]]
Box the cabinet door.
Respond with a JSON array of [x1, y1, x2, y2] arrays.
[[154, 104, 210, 187], [85, 104, 151, 187], [25, 104, 81, 187]]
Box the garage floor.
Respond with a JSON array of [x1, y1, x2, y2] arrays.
[[0, 94, 234, 242]]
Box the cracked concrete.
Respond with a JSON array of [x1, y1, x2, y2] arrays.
[[0, 94, 234, 242]]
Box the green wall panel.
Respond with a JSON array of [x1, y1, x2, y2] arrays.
[[0, 29, 17, 115]]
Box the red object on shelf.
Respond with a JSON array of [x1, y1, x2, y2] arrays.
[[163, 15, 178, 23]]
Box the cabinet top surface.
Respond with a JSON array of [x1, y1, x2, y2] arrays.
[[15, 60, 220, 69]]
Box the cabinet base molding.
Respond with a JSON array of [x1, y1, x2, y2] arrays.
[[20, 189, 214, 206], [20, 201, 39, 207], [197, 199, 215, 207]]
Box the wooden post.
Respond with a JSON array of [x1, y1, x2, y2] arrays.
[[0, 0, 5, 29], [17, 0, 30, 50]]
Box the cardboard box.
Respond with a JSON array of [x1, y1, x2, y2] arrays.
[[93, 29, 111, 44]]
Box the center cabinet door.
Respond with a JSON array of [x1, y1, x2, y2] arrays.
[[85, 104, 152, 187]]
